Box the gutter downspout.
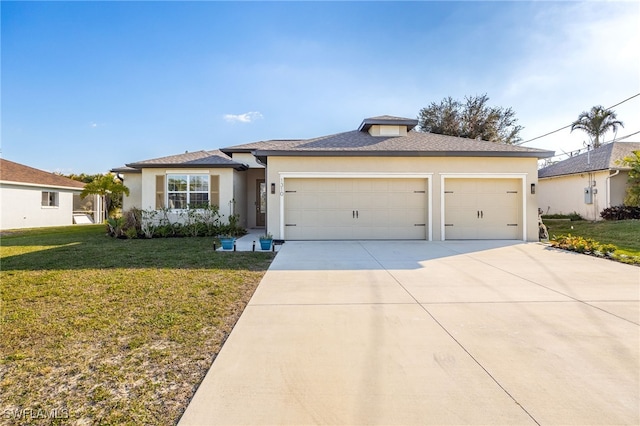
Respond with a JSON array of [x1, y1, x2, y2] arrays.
[[605, 169, 620, 209]]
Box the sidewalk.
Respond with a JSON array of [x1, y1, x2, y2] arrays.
[[216, 228, 283, 253]]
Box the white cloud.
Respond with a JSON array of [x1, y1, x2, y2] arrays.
[[223, 111, 264, 123], [500, 2, 640, 154]]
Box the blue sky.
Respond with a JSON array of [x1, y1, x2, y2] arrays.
[[2, 1, 639, 174]]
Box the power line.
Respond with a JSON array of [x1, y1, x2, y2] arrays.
[[517, 92, 640, 145], [609, 129, 640, 143]]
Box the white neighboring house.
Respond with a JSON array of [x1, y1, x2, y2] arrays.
[[538, 142, 640, 221], [0, 158, 97, 230]]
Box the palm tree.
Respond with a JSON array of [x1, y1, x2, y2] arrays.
[[80, 173, 130, 221], [570, 105, 624, 148]]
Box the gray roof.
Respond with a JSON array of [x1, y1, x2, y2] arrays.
[[358, 115, 419, 132], [124, 150, 248, 170], [224, 130, 554, 159], [111, 165, 141, 174], [538, 142, 640, 178]]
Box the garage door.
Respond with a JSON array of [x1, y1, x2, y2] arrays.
[[444, 178, 521, 240], [284, 178, 427, 240]]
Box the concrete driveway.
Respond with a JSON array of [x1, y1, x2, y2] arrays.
[[179, 241, 639, 425]]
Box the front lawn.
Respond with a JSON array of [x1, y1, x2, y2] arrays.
[[1, 225, 274, 425]]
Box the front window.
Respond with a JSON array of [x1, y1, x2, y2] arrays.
[[41, 191, 59, 207], [167, 174, 209, 209]]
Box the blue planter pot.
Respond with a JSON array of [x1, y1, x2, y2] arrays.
[[220, 238, 235, 250], [259, 239, 272, 250]]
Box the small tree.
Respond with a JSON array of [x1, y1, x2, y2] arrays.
[[570, 105, 624, 148], [80, 173, 130, 221], [620, 150, 640, 206], [417, 94, 523, 144]]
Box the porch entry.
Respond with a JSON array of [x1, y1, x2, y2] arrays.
[[256, 179, 266, 227]]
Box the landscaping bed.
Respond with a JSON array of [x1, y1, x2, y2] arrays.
[[545, 219, 640, 265]]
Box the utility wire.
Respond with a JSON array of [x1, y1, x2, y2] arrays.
[[517, 92, 640, 145], [608, 129, 640, 143]]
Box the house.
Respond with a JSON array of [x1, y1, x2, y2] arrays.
[[114, 115, 554, 241], [538, 142, 640, 221], [0, 158, 93, 230]]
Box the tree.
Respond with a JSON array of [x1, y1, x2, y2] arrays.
[[570, 105, 624, 148], [620, 150, 640, 206], [80, 173, 130, 221], [417, 94, 523, 144]]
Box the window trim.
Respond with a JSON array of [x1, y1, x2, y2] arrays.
[[166, 173, 210, 210], [41, 191, 59, 208]]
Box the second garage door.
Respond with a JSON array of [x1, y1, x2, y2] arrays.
[[284, 178, 428, 240], [444, 178, 522, 240]]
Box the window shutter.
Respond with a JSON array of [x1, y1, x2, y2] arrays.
[[155, 175, 165, 209], [210, 175, 220, 207]]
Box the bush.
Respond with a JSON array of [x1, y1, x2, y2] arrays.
[[542, 212, 584, 221], [550, 234, 616, 256], [549, 234, 618, 257], [600, 205, 640, 220], [106, 206, 246, 239], [549, 234, 640, 264]]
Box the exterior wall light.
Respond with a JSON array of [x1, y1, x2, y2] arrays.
[[531, 183, 536, 194]]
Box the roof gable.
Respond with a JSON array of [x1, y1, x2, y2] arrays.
[[0, 159, 85, 189], [538, 142, 640, 178]]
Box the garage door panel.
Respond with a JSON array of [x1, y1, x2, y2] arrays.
[[485, 193, 519, 208], [284, 178, 428, 240], [352, 193, 387, 209], [445, 178, 522, 240]]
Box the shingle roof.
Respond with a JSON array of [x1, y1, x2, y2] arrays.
[[358, 115, 419, 132], [125, 150, 248, 170], [538, 142, 640, 178], [111, 166, 141, 174], [224, 130, 554, 158], [0, 159, 85, 190]]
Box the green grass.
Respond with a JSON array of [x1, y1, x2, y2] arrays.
[[544, 219, 640, 256], [1, 225, 274, 425]]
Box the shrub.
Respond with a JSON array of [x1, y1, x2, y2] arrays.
[[550, 234, 616, 256], [106, 206, 245, 239], [542, 212, 584, 221], [549, 234, 640, 264], [600, 205, 640, 220]]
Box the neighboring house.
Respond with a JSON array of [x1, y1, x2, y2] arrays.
[[0, 159, 94, 230], [114, 115, 554, 241], [538, 142, 640, 221]]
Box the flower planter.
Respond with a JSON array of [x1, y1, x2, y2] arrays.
[[259, 239, 273, 250], [220, 237, 235, 250]]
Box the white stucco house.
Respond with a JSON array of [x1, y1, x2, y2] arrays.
[[0, 159, 91, 230], [538, 142, 640, 221], [113, 115, 554, 241]]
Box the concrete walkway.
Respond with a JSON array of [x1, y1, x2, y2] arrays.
[[216, 228, 283, 253], [180, 241, 639, 425]]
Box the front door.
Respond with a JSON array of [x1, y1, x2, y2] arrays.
[[256, 180, 266, 227]]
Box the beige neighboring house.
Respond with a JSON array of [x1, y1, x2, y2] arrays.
[[538, 142, 640, 221], [114, 115, 554, 241], [0, 158, 100, 230]]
